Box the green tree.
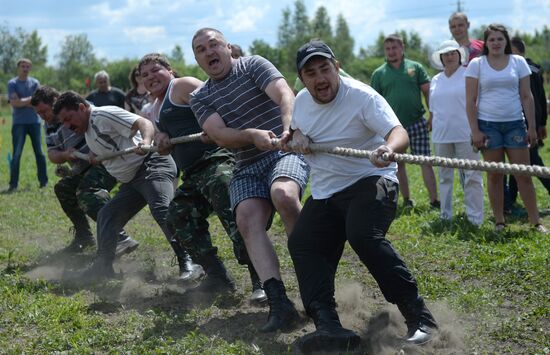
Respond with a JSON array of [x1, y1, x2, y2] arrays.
[[0, 24, 26, 74], [311, 6, 332, 43], [333, 14, 354, 66], [170, 45, 185, 65], [21, 31, 47, 68], [57, 34, 99, 92], [249, 39, 284, 72]]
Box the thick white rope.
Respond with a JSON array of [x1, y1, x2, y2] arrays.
[[68, 133, 550, 179]]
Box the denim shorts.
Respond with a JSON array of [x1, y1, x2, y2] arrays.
[[478, 119, 528, 149], [229, 151, 310, 211]]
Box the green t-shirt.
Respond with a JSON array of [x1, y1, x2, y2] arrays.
[[370, 58, 430, 128]]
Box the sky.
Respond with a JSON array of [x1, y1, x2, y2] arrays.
[[2, 0, 550, 66]]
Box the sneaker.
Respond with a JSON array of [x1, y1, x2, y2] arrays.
[[115, 237, 140, 257], [405, 324, 437, 345], [250, 288, 268, 303], [533, 224, 548, 234], [495, 222, 506, 232], [429, 200, 441, 209], [249, 264, 267, 303]]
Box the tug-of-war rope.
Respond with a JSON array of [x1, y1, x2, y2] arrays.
[[69, 133, 550, 179]]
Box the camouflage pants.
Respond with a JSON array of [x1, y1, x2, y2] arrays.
[[167, 154, 249, 264], [54, 164, 117, 234]]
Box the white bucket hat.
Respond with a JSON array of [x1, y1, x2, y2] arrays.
[[430, 40, 467, 70]]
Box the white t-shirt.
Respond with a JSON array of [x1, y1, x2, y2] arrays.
[[291, 77, 400, 200], [429, 66, 471, 143], [85, 106, 146, 183], [465, 55, 531, 122]]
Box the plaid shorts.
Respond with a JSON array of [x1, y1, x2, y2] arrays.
[[229, 151, 310, 211], [406, 118, 432, 156]]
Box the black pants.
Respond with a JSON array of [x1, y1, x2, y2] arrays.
[[288, 176, 419, 312], [506, 145, 550, 207]]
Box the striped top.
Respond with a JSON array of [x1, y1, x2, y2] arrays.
[[190, 55, 284, 169], [85, 106, 145, 183]]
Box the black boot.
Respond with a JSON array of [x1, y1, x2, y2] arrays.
[[397, 296, 438, 345], [170, 241, 204, 282], [260, 278, 300, 333], [298, 301, 361, 353], [193, 251, 236, 293], [63, 226, 95, 253], [248, 264, 267, 303]]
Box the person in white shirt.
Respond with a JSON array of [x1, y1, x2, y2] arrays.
[[429, 40, 484, 225], [465, 24, 546, 233], [285, 40, 438, 353]]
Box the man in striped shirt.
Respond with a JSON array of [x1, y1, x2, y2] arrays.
[[190, 27, 310, 333]]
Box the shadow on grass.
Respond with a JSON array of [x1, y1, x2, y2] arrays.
[[419, 212, 537, 244]]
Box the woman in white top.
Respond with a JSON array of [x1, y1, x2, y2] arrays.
[[429, 40, 484, 226], [465, 24, 545, 232]]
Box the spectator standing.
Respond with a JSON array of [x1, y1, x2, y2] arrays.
[[429, 40, 484, 225], [125, 65, 152, 117], [503, 37, 550, 212], [371, 34, 439, 208], [448, 12, 484, 64], [86, 70, 126, 108], [6, 58, 48, 192], [466, 24, 547, 233]]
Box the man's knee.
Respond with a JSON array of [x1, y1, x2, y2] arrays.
[[271, 184, 300, 212]]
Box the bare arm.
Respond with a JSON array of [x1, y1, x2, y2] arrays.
[[172, 77, 204, 105], [9, 92, 32, 108], [465, 76, 486, 148], [265, 78, 295, 148], [202, 113, 277, 151], [131, 117, 155, 153], [519, 75, 538, 146], [420, 82, 430, 109], [47, 149, 75, 164]]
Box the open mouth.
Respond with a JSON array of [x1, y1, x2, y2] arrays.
[[209, 59, 219, 66]]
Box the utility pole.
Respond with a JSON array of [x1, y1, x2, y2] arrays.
[[456, 0, 464, 12]]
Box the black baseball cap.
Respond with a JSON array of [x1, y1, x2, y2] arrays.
[[296, 40, 336, 72]]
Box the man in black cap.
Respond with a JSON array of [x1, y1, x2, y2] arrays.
[[286, 40, 438, 352]]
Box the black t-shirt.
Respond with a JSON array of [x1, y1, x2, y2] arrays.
[[86, 87, 126, 108]]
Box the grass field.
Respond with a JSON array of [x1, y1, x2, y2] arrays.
[[0, 104, 549, 354]]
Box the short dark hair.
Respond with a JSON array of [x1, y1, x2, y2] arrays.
[[53, 91, 89, 115], [482, 24, 512, 55], [191, 28, 226, 49], [231, 44, 244, 58], [449, 12, 469, 24], [138, 53, 173, 73], [31, 86, 60, 107], [510, 36, 526, 54], [384, 34, 404, 47]]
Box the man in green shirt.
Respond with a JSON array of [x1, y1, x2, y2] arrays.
[[371, 34, 439, 208]]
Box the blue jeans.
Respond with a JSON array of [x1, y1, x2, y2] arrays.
[[10, 123, 48, 188]]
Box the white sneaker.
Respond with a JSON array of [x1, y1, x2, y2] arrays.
[[250, 288, 268, 303], [115, 237, 140, 257]]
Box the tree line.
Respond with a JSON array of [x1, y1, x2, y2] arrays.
[[2, 0, 550, 96]]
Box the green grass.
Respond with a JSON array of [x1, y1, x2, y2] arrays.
[[0, 104, 549, 354]]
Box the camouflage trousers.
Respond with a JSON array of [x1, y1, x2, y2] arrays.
[[167, 151, 249, 264], [54, 164, 117, 236]]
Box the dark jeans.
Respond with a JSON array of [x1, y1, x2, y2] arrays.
[[10, 123, 48, 188], [96, 153, 176, 263], [288, 176, 419, 312], [505, 145, 550, 208]]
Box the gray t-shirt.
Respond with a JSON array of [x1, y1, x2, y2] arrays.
[[190, 55, 284, 169]]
